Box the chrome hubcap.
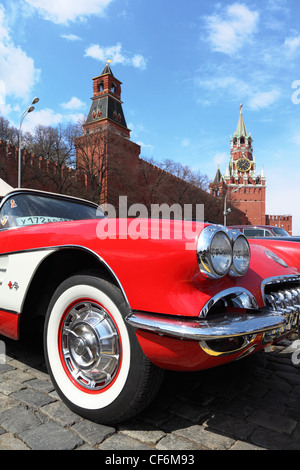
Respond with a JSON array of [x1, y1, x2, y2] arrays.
[[61, 301, 121, 391]]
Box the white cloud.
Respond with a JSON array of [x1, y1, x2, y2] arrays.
[[0, 6, 9, 41], [1, 46, 39, 99], [284, 35, 300, 55], [67, 112, 86, 123], [85, 43, 126, 64], [60, 33, 82, 41], [85, 42, 147, 70], [204, 3, 259, 55], [136, 141, 154, 151], [248, 89, 281, 110], [21, 108, 63, 132], [0, 80, 6, 106], [61, 96, 85, 110], [196, 73, 281, 111], [132, 54, 147, 70], [20, 107, 85, 132], [196, 75, 250, 96], [0, 5, 40, 109], [181, 138, 190, 148], [24, 0, 113, 24]]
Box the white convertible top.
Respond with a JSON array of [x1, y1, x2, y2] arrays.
[[0, 178, 14, 197]]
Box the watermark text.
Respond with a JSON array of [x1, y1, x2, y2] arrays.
[[291, 339, 300, 365], [97, 196, 205, 250], [0, 340, 6, 364], [292, 80, 300, 104]]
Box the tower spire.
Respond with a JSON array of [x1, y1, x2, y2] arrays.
[[235, 103, 248, 138]]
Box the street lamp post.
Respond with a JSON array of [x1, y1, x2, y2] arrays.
[[223, 186, 242, 226], [18, 97, 39, 188]]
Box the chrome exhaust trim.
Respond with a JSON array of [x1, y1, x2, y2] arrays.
[[199, 334, 257, 357]]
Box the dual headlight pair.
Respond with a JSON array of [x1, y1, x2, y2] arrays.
[[197, 226, 250, 279]]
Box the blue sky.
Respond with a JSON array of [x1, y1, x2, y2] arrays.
[[0, 0, 300, 232]]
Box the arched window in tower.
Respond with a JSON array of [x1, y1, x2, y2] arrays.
[[233, 137, 237, 145], [111, 82, 116, 94], [98, 81, 104, 92], [240, 137, 245, 145]]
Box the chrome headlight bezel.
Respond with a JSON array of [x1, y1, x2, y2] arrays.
[[197, 226, 251, 279], [197, 226, 233, 279], [229, 230, 251, 277]]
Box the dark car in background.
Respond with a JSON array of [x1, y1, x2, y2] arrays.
[[229, 225, 291, 238]]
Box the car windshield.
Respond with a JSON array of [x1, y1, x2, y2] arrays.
[[272, 227, 290, 237], [0, 193, 104, 229], [243, 228, 270, 238]]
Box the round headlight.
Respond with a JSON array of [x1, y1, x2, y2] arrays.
[[230, 233, 250, 277], [210, 231, 232, 276], [197, 226, 233, 279]]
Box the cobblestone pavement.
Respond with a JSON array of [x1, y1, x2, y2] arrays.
[[1, 333, 300, 451]]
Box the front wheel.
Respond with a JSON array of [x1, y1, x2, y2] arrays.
[[44, 274, 163, 424]]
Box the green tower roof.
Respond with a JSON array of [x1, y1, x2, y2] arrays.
[[234, 104, 248, 138]]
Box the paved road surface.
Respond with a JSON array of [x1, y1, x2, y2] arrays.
[[0, 333, 300, 450]]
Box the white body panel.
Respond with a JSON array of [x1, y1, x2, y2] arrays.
[[0, 249, 55, 313]]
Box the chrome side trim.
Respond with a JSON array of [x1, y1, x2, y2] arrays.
[[1, 245, 131, 310], [53, 245, 131, 309], [0, 307, 19, 315], [126, 309, 287, 341], [199, 287, 258, 318]]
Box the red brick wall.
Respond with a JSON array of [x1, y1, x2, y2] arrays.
[[0, 137, 248, 225], [266, 214, 293, 236], [230, 185, 266, 225]]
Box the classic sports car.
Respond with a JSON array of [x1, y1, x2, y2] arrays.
[[228, 224, 291, 238], [0, 189, 299, 424]]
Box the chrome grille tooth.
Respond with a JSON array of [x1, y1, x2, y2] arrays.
[[291, 289, 300, 308], [276, 291, 286, 310], [262, 278, 300, 343], [265, 282, 300, 313], [265, 294, 277, 311], [286, 290, 294, 305], [284, 290, 294, 310]]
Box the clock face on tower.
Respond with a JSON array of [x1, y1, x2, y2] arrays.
[[236, 157, 251, 172]]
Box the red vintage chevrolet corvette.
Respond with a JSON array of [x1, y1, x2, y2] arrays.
[[0, 189, 299, 424]]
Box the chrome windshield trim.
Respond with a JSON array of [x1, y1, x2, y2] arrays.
[[126, 309, 287, 341]]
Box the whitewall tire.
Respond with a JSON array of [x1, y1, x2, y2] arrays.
[[44, 274, 163, 424]]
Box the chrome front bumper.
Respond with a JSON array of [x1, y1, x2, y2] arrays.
[[127, 279, 300, 343], [126, 308, 297, 342]]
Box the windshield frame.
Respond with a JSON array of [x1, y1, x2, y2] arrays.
[[272, 227, 290, 237], [0, 189, 104, 231]]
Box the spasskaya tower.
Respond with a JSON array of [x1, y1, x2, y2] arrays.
[[210, 105, 266, 225]]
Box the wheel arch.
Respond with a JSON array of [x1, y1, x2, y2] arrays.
[[19, 246, 129, 337]]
